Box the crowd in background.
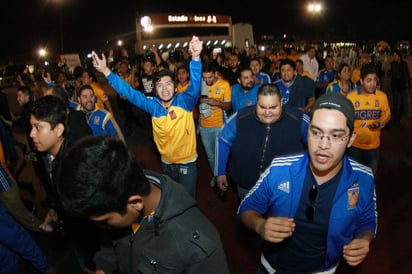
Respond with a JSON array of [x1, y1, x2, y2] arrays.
[[0, 36, 410, 273]]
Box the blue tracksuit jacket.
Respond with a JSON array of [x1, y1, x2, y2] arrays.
[[238, 152, 377, 271]]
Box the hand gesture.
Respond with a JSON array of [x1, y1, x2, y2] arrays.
[[91, 51, 111, 76], [42, 70, 52, 84], [258, 216, 295, 243], [189, 35, 202, 60], [150, 45, 159, 55]]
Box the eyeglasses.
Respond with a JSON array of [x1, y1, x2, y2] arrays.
[[306, 184, 318, 221], [155, 81, 174, 89], [308, 129, 349, 144]]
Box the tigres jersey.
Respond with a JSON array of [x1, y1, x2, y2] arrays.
[[347, 88, 391, 149]]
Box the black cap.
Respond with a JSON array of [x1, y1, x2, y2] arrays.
[[311, 93, 355, 128]]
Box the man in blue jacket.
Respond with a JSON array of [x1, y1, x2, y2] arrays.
[[215, 84, 309, 199], [238, 93, 377, 273]]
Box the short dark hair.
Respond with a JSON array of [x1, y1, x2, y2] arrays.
[[83, 68, 98, 82], [142, 57, 156, 66], [73, 66, 84, 79], [57, 136, 150, 218], [30, 95, 68, 137], [47, 85, 69, 107], [257, 83, 281, 98], [153, 68, 176, 84], [77, 84, 95, 97], [17, 85, 32, 97], [17, 86, 34, 101], [279, 58, 296, 70], [236, 67, 253, 80], [176, 65, 189, 74], [202, 61, 217, 73], [360, 64, 379, 79]]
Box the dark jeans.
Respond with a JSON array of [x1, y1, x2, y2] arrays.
[[162, 161, 198, 199], [392, 89, 406, 124]]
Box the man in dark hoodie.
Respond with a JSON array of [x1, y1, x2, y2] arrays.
[[56, 135, 230, 274]]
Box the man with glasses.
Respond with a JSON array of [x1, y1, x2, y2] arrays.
[[238, 93, 377, 273]]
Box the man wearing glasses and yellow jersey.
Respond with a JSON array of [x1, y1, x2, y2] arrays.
[[238, 93, 376, 274]]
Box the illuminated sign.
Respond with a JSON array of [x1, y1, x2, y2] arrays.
[[168, 15, 188, 22], [147, 13, 230, 25], [168, 15, 217, 23]]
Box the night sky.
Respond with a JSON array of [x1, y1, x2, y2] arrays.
[[1, 0, 412, 60]]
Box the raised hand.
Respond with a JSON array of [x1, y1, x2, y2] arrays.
[[189, 35, 202, 61], [91, 51, 111, 76]]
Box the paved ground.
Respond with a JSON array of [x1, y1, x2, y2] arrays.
[[4, 76, 412, 273]]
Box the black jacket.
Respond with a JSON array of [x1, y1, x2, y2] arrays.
[[95, 170, 230, 274], [230, 105, 308, 190]]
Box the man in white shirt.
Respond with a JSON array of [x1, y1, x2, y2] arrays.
[[300, 47, 319, 81]]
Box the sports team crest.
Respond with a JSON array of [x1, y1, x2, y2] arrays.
[[347, 185, 359, 209], [93, 116, 101, 125], [375, 100, 380, 107]]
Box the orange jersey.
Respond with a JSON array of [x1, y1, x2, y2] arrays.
[[200, 78, 231, 128], [351, 67, 361, 85], [90, 82, 109, 110], [347, 89, 391, 149]]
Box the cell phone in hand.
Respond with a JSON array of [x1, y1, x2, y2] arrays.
[[50, 220, 64, 231]]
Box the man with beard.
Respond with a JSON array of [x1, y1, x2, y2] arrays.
[[215, 52, 242, 86], [76, 84, 125, 143], [231, 67, 260, 113]]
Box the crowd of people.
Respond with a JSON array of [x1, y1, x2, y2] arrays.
[[0, 34, 409, 273]]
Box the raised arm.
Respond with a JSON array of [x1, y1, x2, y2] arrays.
[[183, 36, 203, 109], [91, 51, 153, 113]]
